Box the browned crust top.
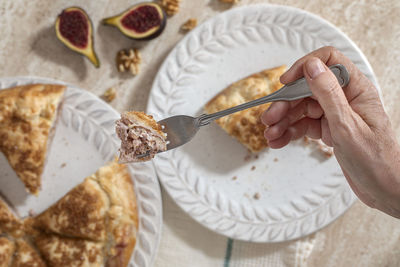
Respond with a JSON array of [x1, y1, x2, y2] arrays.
[[204, 65, 286, 152], [124, 111, 165, 137], [0, 84, 65, 194], [31, 161, 138, 266]]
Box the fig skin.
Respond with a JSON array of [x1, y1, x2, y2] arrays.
[[55, 7, 100, 68], [103, 2, 167, 41]]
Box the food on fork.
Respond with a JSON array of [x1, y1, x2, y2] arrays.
[[0, 84, 65, 195], [116, 111, 167, 162], [205, 65, 286, 152]]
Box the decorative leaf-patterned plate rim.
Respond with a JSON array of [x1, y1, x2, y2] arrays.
[[0, 76, 162, 267], [147, 4, 380, 242]]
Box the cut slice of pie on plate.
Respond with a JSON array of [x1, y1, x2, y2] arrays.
[[0, 237, 15, 267], [0, 84, 65, 195], [0, 196, 24, 238], [205, 65, 286, 153], [32, 161, 138, 267], [12, 239, 47, 267]]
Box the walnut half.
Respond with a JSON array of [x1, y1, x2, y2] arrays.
[[101, 87, 116, 103], [181, 18, 198, 32], [219, 0, 240, 4], [116, 48, 141, 76], [159, 0, 181, 16]]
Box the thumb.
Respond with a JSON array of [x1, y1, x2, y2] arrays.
[[304, 57, 352, 124]]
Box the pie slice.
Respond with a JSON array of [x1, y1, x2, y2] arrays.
[[34, 233, 104, 267], [33, 161, 138, 266], [0, 197, 23, 238], [116, 111, 167, 162], [0, 84, 65, 195], [204, 65, 286, 152], [0, 237, 15, 267], [33, 177, 110, 241], [12, 239, 46, 267]]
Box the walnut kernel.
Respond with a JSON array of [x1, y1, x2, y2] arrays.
[[116, 48, 141, 75], [102, 87, 117, 103], [181, 18, 198, 31], [219, 0, 240, 4], [159, 0, 181, 16]]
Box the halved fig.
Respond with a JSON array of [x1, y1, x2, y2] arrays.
[[55, 7, 100, 67], [103, 2, 167, 40]]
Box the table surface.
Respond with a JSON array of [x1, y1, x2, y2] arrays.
[[1, 0, 400, 266]]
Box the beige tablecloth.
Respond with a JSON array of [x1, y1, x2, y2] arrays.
[[1, 0, 400, 266]]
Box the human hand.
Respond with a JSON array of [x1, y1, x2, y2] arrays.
[[261, 46, 400, 218]]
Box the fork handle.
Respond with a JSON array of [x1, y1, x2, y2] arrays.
[[198, 64, 350, 126]]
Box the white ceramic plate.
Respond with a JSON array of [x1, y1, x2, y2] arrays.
[[147, 4, 380, 242], [0, 77, 162, 267]]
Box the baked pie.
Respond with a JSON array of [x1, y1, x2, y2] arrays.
[[0, 237, 15, 267], [0, 201, 45, 267], [204, 65, 286, 152], [34, 234, 104, 267], [0, 161, 138, 267], [12, 239, 47, 267], [116, 111, 167, 162], [0, 197, 23, 238], [0, 84, 65, 195], [32, 161, 138, 267]]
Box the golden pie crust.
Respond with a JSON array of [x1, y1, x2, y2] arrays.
[[204, 65, 286, 152], [0, 237, 15, 267], [33, 161, 138, 267], [12, 239, 46, 267], [0, 84, 65, 195], [0, 197, 23, 238], [124, 111, 165, 137], [0, 161, 138, 267]]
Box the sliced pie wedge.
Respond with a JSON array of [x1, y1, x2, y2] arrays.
[[34, 233, 104, 267], [33, 177, 110, 241], [0, 84, 65, 195], [0, 237, 15, 267], [0, 197, 23, 238], [205, 66, 286, 152], [12, 239, 46, 267], [33, 161, 138, 266]]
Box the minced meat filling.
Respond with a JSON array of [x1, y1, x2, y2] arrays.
[[116, 117, 166, 162]]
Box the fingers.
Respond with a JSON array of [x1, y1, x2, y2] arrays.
[[262, 98, 323, 136], [303, 57, 353, 126], [267, 130, 292, 149], [280, 46, 377, 104], [261, 99, 302, 126], [261, 101, 290, 126], [280, 46, 355, 84], [266, 118, 322, 148], [289, 117, 322, 140], [286, 98, 323, 122]]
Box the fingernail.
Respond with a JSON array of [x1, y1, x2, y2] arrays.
[[306, 58, 325, 79]]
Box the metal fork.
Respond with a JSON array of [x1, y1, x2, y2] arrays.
[[139, 64, 350, 159]]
